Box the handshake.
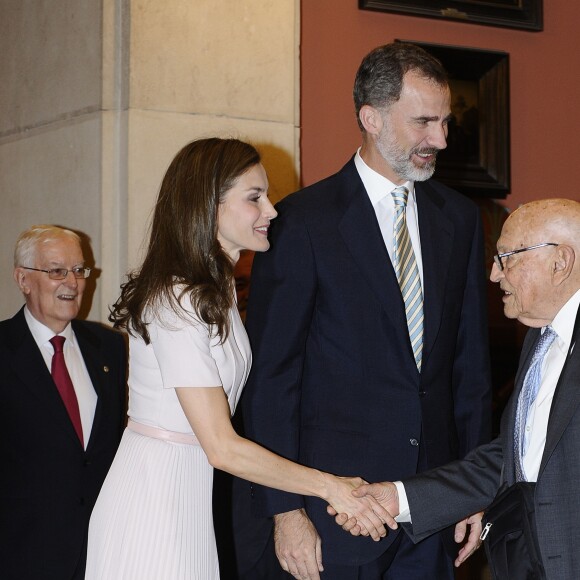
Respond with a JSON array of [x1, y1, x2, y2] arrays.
[[326, 478, 482, 568], [325, 478, 400, 541]]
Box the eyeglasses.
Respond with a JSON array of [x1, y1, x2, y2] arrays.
[[493, 243, 559, 271], [22, 266, 92, 280]]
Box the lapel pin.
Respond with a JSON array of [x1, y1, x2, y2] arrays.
[[103, 366, 110, 373]]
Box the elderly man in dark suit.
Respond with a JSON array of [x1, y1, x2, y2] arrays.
[[344, 199, 580, 579], [235, 42, 491, 580], [0, 225, 126, 580]]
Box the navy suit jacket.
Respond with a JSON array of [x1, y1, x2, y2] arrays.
[[239, 158, 492, 566], [0, 308, 127, 580], [403, 306, 580, 579]]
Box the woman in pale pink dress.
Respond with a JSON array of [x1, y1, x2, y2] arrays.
[[85, 138, 395, 579]]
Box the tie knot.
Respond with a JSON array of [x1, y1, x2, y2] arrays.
[[50, 335, 66, 353], [533, 326, 557, 361], [391, 186, 409, 207]]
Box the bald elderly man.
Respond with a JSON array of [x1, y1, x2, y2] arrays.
[[0, 225, 127, 580], [339, 199, 580, 579]]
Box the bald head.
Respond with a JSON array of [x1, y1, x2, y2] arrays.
[[491, 198, 580, 327], [508, 198, 580, 249]]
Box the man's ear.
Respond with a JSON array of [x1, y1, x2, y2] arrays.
[[359, 105, 384, 136], [14, 267, 31, 295], [552, 245, 575, 286]]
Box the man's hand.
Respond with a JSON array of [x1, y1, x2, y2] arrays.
[[324, 476, 397, 540], [274, 509, 323, 580], [328, 481, 399, 536], [453, 511, 483, 567]]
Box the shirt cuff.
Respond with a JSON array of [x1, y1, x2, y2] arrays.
[[394, 481, 412, 523]]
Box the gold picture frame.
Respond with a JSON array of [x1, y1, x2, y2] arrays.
[[362, 0, 542, 32]]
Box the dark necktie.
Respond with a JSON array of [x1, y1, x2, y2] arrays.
[[391, 186, 424, 371], [50, 336, 84, 445], [514, 326, 557, 482]]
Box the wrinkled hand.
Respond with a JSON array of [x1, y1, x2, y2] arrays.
[[325, 476, 398, 541], [327, 481, 399, 537], [454, 511, 483, 567], [274, 509, 323, 580]]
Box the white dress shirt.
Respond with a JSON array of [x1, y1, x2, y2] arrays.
[[395, 289, 580, 521], [24, 306, 97, 449], [522, 289, 579, 481], [354, 150, 424, 285]]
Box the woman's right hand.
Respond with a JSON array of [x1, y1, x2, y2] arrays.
[[324, 475, 398, 541]]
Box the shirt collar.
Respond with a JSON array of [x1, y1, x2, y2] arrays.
[[24, 305, 74, 348], [549, 289, 580, 351], [354, 148, 416, 206]]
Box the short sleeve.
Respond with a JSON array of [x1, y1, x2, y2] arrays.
[[149, 299, 222, 390]]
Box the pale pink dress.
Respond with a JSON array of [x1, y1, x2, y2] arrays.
[[86, 293, 250, 579]]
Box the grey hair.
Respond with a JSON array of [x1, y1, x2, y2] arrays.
[[14, 225, 81, 267], [353, 43, 448, 132]]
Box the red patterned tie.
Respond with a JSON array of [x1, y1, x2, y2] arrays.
[[50, 336, 84, 445]]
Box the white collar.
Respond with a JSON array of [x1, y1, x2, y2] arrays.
[[549, 289, 580, 351], [24, 305, 74, 348], [354, 148, 416, 206]]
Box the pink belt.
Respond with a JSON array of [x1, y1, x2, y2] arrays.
[[127, 419, 200, 446]]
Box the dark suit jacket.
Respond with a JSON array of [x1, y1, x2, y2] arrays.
[[239, 159, 491, 566], [403, 305, 580, 579], [0, 308, 127, 580]]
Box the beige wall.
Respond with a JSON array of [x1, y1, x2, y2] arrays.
[[0, 0, 300, 322], [0, 1, 104, 319]]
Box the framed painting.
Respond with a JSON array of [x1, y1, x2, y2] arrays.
[[361, 0, 542, 31], [399, 41, 511, 198]]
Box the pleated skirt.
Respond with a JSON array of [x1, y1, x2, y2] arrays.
[[86, 429, 220, 579]]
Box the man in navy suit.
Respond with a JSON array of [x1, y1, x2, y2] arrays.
[[343, 199, 580, 579], [235, 43, 491, 579], [0, 225, 126, 579]]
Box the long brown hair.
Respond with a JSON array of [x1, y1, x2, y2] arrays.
[[109, 138, 261, 343]]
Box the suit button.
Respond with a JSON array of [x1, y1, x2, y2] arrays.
[[79, 497, 86, 506], [84, 460, 91, 467], [419, 390, 426, 397], [409, 438, 419, 446]]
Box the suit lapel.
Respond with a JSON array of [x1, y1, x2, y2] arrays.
[[539, 308, 580, 477], [414, 182, 454, 365], [9, 309, 82, 446], [502, 328, 538, 483], [73, 320, 107, 451], [337, 168, 460, 370], [337, 164, 411, 354]]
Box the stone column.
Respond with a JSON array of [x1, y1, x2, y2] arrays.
[[0, 0, 299, 321]]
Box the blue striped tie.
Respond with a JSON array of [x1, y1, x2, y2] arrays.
[[391, 186, 424, 371], [514, 326, 557, 482]]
